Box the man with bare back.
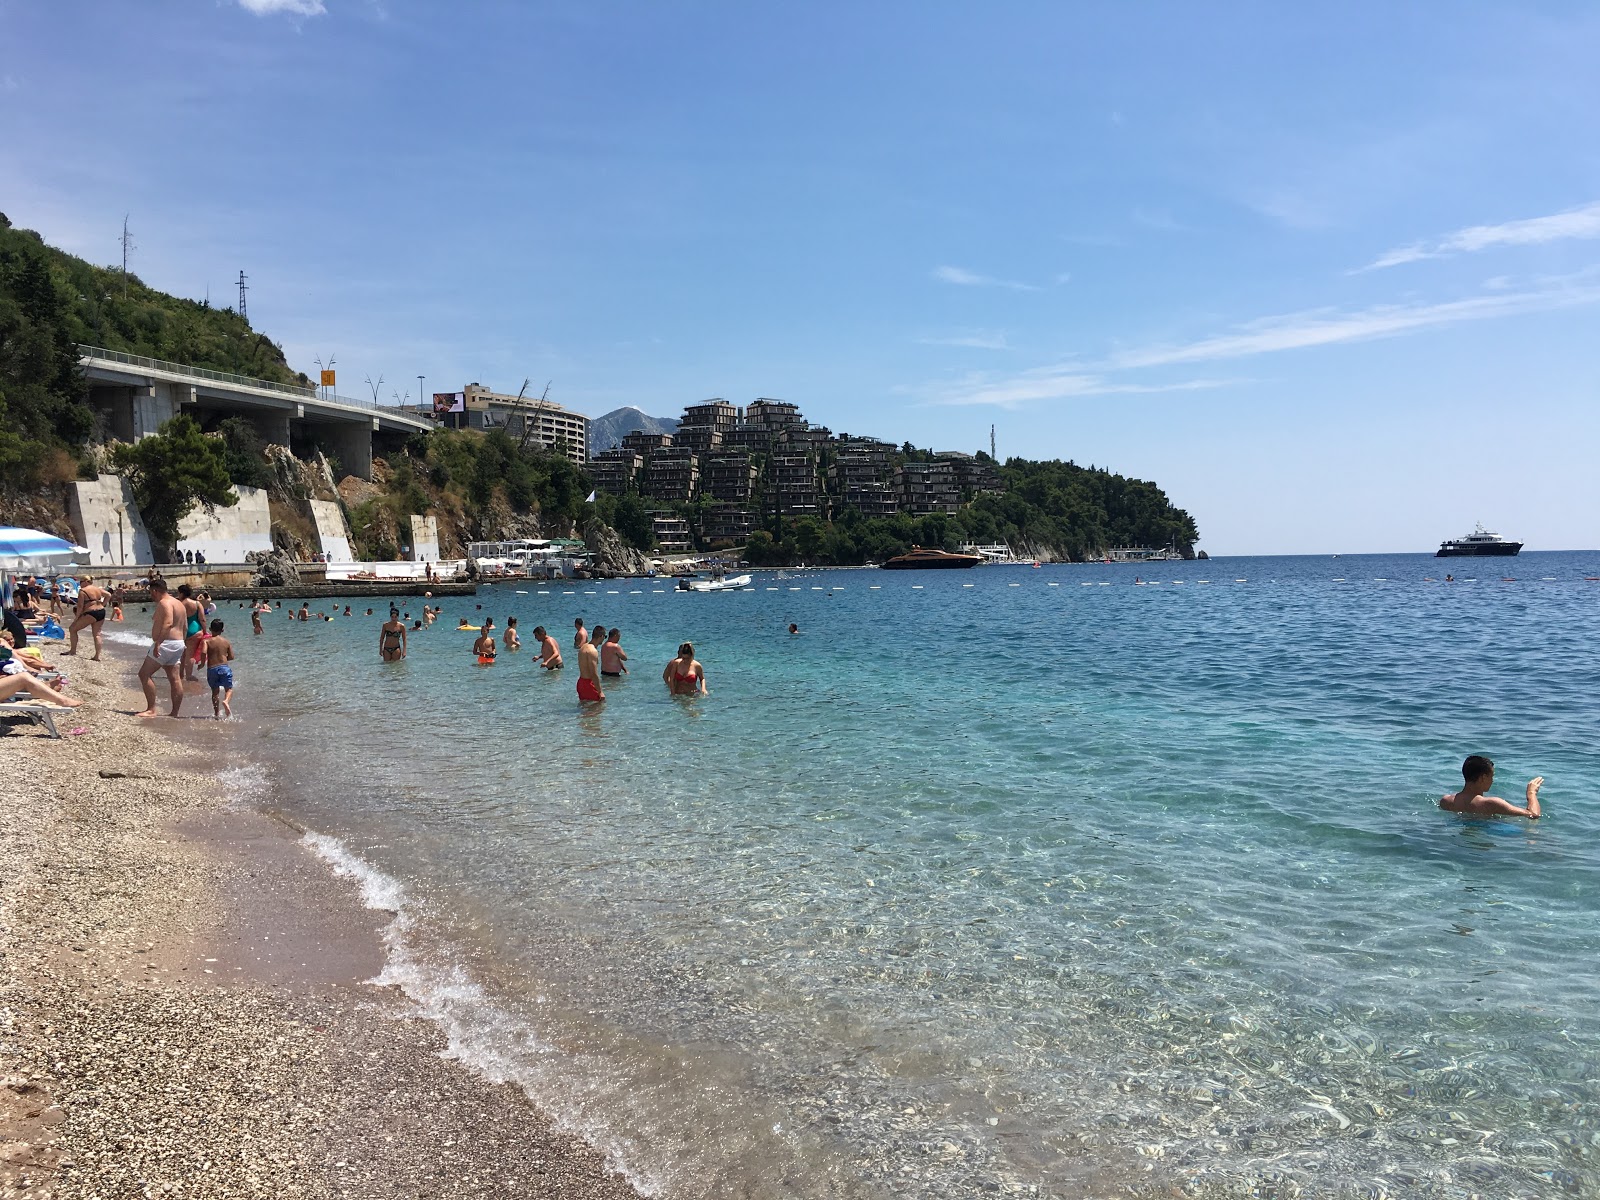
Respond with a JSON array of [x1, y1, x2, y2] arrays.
[[135, 578, 187, 718]]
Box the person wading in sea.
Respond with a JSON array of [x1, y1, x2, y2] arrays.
[[534, 626, 563, 670], [663, 642, 708, 696], [1440, 755, 1544, 819], [379, 608, 407, 661], [573, 617, 588, 652], [600, 628, 628, 677], [135, 578, 188, 718], [66, 575, 108, 660], [576, 636, 604, 704]]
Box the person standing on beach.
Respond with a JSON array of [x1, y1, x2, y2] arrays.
[[205, 618, 235, 718], [1441, 756, 1544, 819], [175, 584, 204, 683], [66, 575, 108, 660], [533, 626, 562, 670], [663, 642, 708, 696], [573, 618, 588, 651], [576, 636, 604, 704], [135, 578, 187, 719], [379, 608, 407, 661], [600, 628, 628, 677]]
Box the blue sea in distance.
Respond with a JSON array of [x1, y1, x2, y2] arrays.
[[183, 552, 1600, 1198]]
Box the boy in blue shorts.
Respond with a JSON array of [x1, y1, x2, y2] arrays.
[[205, 618, 235, 718]]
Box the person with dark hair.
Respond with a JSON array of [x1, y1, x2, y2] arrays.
[[1440, 756, 1544, 818], [600, 628, 627, 677], [379, 608, 407, 661], [663, 642, 707, 696], [205, 618, 234, 718], [135, 578, 188, 719], [534, 626, 562, 670]]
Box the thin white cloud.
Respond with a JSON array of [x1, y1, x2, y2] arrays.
[[1111, 276, 1600, 370], [915, 271, 1600, 410], [933, 265, 1039, 292], [237, 0, 326, 15], [928, 371, 1235, 410], [918, 330, 1012, 351], [1361, 201, 1600, 271]]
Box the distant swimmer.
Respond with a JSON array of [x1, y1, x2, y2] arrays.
[[788, 623, 799, 635], [473, 629, 497, 665], [664, 642, 708, 696], [380, 608, 407, 661], [576, 636, 604, 703], [534, 626, 563, 670], [600, 627, 628, 676], [1440, 756, 1543, 819]]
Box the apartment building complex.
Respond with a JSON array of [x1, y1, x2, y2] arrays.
[[586, 398, 1005, 542], [457, 384, 590, 468]]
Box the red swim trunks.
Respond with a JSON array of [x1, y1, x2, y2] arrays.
[[577, 676, 604, 703]]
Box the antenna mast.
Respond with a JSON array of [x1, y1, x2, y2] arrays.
[[237, 270, 249, 321], [990, 423, 996, 460], [119, 215, 135, 294]]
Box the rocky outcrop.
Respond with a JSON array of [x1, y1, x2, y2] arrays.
[[583, 518, 651, 577], [248, 549, 302, 588]]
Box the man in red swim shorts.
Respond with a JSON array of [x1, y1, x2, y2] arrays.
[[576, 636, 604, 704]]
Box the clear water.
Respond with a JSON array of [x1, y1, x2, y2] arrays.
[[188, 554, 1600, 1198]]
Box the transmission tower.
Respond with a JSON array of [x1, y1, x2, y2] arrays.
[[119, 215, 135, 294], [990, 423, 996, 460], [237, 270, 249, 321]]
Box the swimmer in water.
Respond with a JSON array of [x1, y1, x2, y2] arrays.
[[1440, 755, 1543, 819], [473, 629, 497, 664], [504, 616, 520, 650], [534, 626, 563, 670], [379, 608, 407, 661], [663, 642, 708, 696], [576, 635, 604, 703]]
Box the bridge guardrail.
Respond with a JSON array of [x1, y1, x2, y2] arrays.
[[78, 344, 434, 425]]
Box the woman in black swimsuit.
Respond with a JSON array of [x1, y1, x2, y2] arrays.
[[67, 575, 108, 660], [379, 607, 407, 661]]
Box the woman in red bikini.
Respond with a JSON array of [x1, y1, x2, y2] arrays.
[[662, 642, 708, 696]]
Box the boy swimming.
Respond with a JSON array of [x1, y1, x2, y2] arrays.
[[1440, 755, 1543, 819]]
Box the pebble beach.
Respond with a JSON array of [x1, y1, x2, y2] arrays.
[[0, 651, 644, 1200]]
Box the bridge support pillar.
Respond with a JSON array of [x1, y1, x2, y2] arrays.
[[316, 423, 373, 482], [131, 383, 180, 439], [251, 411, 293, 450]]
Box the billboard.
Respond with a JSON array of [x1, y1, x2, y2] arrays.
[[320, 369, 336, 387], [432, 392, 466, 414]]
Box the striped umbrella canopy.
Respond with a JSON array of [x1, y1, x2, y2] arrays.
[[0, 526, 89, 570]]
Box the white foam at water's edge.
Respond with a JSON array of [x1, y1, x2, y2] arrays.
[[103, 629, 151, 647], [297, 829, 666, 1197]]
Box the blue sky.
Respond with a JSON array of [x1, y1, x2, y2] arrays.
[[4, 1, 1598, 553]]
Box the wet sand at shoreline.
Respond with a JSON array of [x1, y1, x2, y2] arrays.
[[0, 650, 644, 1199]]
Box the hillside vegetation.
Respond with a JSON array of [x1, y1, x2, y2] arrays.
[[0, 213, 301, 485]]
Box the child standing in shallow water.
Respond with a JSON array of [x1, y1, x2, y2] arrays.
[[205, 618, 235, 718]]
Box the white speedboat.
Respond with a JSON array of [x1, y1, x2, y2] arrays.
[[684, 573, 752, 592]]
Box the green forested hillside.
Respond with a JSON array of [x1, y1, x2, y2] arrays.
[[0, 213, 301, 483]]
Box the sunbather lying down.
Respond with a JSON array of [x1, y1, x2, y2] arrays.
[[0, 673, 82, 708]]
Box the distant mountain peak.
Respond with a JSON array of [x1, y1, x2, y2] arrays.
[[588, 406, 679, 454]]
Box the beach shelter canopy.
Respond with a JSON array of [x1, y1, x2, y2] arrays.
[[0, 526, 88, 571]]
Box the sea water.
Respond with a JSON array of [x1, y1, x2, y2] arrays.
[[189, 554, 1600, 1198]]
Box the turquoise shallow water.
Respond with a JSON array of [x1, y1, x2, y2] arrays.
[[180, 553, 1600, 1198]]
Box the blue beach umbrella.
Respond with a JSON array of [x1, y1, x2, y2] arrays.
[[0, 526, 89, 571]]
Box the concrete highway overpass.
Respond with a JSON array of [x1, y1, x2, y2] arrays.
[[80, 345, 434, 480]]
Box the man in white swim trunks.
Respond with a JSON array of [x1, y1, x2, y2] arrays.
[[135, 578, 188, 718]]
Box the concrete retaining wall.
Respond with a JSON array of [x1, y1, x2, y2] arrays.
[[69, 475, 153, 567], [309, 499, 353, 560], [176, 485, 272, 562], [409, 515, 440, 562]]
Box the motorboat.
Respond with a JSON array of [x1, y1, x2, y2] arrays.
[[1436, 524, 1522, 557], [880, 548, 982, 570], [684, 572, 752, 592]]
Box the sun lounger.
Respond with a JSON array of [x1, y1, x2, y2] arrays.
[[0, 701, 71, 738]]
